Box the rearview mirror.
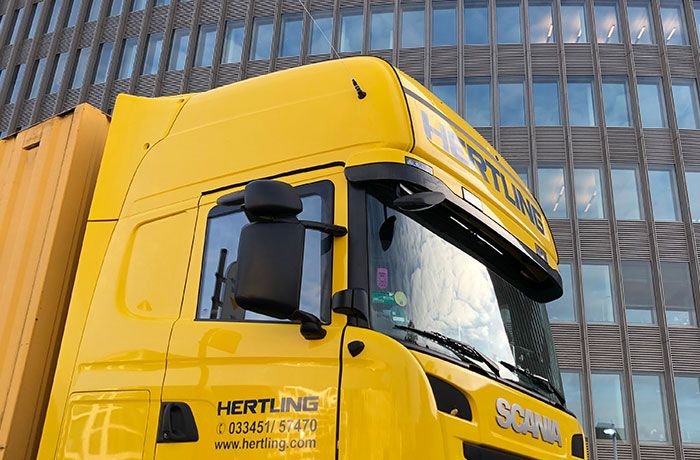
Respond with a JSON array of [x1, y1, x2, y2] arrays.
[[393, 191, 445, 211]]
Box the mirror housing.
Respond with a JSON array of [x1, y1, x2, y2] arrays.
[[393, 191, 445, 211]]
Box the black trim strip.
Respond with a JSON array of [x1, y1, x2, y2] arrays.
[[463, 442, 531, 460]]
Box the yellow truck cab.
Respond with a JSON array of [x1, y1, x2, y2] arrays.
[[37, 56, 586, 459]]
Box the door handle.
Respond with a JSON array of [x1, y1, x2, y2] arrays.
[[157, 402, 199, 443]]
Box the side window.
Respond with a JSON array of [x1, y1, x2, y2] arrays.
[[196, 182, 334, 323]]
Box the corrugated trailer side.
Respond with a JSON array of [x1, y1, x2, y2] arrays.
[[0, 104, 110, 460]]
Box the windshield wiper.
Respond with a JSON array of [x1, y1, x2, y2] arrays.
[[498, 360, 566, 408], [394, 325, 501, 376]]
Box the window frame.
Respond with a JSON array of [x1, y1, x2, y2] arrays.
[[620, 260, 657, 324], [631, 373, 671, 443], [610, 165, 645, 221], [581, 261, 618, 324]]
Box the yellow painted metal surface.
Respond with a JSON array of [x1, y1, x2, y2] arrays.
[[0, 105, 109, 460]]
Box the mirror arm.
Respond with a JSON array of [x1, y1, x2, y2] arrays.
[[289, 311, 327, 340], [299, 220, 348, 237]]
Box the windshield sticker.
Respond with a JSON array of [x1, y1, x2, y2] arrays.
[[394, 291, 408, 307], [376, 267, 389, 289]]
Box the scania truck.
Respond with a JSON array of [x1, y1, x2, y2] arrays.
[[2, 56, 586, 459]]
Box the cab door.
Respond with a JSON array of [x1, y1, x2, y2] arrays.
[[156, 168, 348, 458]]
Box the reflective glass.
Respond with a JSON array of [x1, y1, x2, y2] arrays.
[[27, 58, 46, 100], [339, 9, 363, 52], [432, 79, 458, 113], [591, 373, 627, 439], [497, 1, 522, 43], [49, 52, 67, 94], [621, 261, 656, 324], [529, 2, 556, 43], [142, 33, 163, 75], [538, 166, 568, 218], [222, 20, 244, 64], [675, 375, 700, 443], [547, 262, 576, 321], [46, 0, 62, 34], [562, 2, 589, 43], [7, 64, 25, 104], [93, 42, 113, 84], [568, 78, 597, 126], [602, 78, 631, 127], [672, 80, 700, 129], [562, 371, 586, 427], [88, 0, 101, 21], [370, 6, 394, 50], [582, 263, 616, 323], [594, 1, 621, 43], [168, 28, 189, 70], [433, 3, 457, 46], [154, 0, 169, 6], [611, 167, 644, 220], [695, 2, 700, 42], [7, 8, 24, 45], [499, 80, 526, 126], [632, 374, 669, 442], [250, 17, 273, 60], [513, 163, 530, 187], [686, 171, 700, 222], [194, 24, 216, 67], [648, 168, 681, 221], [637, 78, 668, 128], [574, 167, 605, 219], [131, 0, 147, 11], [109, 0, 123, 16], [628, 0, 655, 44], [401, 5, 425, 48], [660, 262, 696, 326], [465, 78, 491, 126], [117, 37, 137, 79], [465, 1, 489, 44], [27, 2, 44, 38], [71, 47, 90, 88], [660, 1, 688, 45], [280, 14, 302, 57], [66, 0, 80, 27], [533, 79, 561, 125], [309, 13, 333, 54]]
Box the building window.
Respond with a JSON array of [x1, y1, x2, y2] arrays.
[[109, 0, 123, 16], [591, 373, 627, 439], [628, 0, 655, 44], [27, 58, 46, 100], [675, 375, 700, 443], [582, 262, 616, 323], [611, 167, 644, 220], [695, 2, 700, 43], [562, 371, 587, 428], [547, 262, 577, 321], [602, 77, 632, 127], [538, 166, 568, 219], [370, 6, 393, 50], [87, 0, 101, 21], [594, 0, 621, 43], [222, 20, 244, 64], [7, 64, 26, 104], [70, 47, 90, 89], [66, 0, 80, 28], [533, 78, 561, 125], [686, 170, 700, 222], [637, 77, 668, 128], [499, 79, 526, 126], [672, 79, 700, 129], [7, 8, 24, 46], [339, 8, 363, 52], [660, 262, 696, 326], [194, 24, 216, 67], [46, 0, 61, 34], [512, 163, 530, 186], [308, 12, 332, 54], [562, 1, 589, 43], [168, 28, 189, 70], [567, 78, 597, 126], [632, 374, 669, 442], [465, 78, 491, 126], [131, 0, 146, 11], [117, 37, 138, 80], [142, 32, 163, 75], [93, 42, 114, 84], [497, 1, 522, 43], [154, 0, 169, 6], [433, 2, 457, 46], [48, 52, 68, 94], [529, 1, 556, 43], [401, 4, 425, 48], [621, 261, 656, 324], [574, 167, 606, 219], [648, 168, 681, 221], [465, 0, 489, 44], [27, 2, 44, 39], [431, 79, 458, 113], [250, 17, 273, 61], [660, 0, 688, 45], [279, 14, 302, 57]]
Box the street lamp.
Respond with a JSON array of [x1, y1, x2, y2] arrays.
[[596, 423, 619, 460]]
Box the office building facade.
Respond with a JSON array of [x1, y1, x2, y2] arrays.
[[1, 0, 700, 458]]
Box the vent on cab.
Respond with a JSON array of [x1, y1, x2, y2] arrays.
[[426, 374, 472, 421]]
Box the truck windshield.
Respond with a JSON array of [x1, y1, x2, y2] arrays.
[[365, 187, 564, 404]]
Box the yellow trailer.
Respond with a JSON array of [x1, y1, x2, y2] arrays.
[[4, 57, 585, 459]]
